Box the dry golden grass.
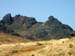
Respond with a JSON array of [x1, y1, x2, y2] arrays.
[[0, 32, 30, 44], [0, 36, 75, 56]]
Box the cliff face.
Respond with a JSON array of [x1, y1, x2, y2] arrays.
[[0, 13, 74, 40]]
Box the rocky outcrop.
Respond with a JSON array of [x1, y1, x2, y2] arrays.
[[0, 21, 6, 31], [0, 14, 37, 32], [2, 13, 13, 25], [29, 16, 73, 40], [48, 16, 62, 25], [0, 13, 74, 40], [13, 15, 37, 28]]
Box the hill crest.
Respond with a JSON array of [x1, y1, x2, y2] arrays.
[[0, 13, 74, 40]]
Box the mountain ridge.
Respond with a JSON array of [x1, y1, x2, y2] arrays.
[[0, 13, 74, 40]]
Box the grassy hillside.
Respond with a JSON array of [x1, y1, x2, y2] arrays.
[[0, 31, 30, 44], [0, 36, 75, 56]]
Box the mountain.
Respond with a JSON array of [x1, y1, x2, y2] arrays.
[[28, 16, 73, 40], [1, 13, 37, 32], [0, 13, 74, 40]]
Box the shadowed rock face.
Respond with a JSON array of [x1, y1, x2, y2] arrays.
[[28, 16, 73, 40], [0, 21, 6, 31], [13, 15, 37, 28], [0, 14, 37, 32], [2, 13, 13, 25], [47, 16, 62, 25], [8, 15, 38, 32], [0, 13, 74, 40], [46, 16, 73, 31]]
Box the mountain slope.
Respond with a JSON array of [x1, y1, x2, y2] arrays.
[[0, 13, 74, 40], [28, 16, 73, 40], [0, 31, 30, 44]]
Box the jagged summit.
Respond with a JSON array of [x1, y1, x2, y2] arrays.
[[2, 13, 13, 25], [0, 13, 74, 40], [47, 16, 62, 25], [2, 13, 37, 26], [13, 14, 37, 28], [48, 16, 55, 21]]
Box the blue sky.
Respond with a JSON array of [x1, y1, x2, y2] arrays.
[[0, 0, 75, 30]]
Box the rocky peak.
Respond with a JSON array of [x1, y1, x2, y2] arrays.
[[48, 16, 55, 21], [13, 14, 24, 23], [2, 13, 37, 27], [13, 15, 37, 28], [23, 16, 37, 28], [4, 13, 11, 17], [0, 14, 74, 40], [24, 16, 37, 24], [0, 13, 38, 33], [2, 13, 13, 25], [47, 16, 62, 25]]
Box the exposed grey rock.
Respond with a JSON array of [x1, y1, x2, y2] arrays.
[[0, 14, 74, 40], [29, 16, 73, 40], [46, 16, 62, 26], [2, 13, 13, 25], [1, 14, 37, 32], [70, 31, 75, 36], [0, 21, 6, 31]]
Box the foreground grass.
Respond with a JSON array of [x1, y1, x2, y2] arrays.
[[0, 37, 75, 56]]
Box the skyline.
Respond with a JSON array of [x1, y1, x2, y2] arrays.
[[0, 0, 75, 30]]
